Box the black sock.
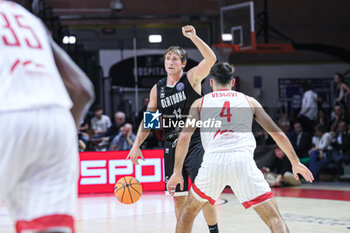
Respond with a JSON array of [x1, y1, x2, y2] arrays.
[[208, 223, 219, 233]]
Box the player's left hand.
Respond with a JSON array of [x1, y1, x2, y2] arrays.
[[182, 25, 196, 39], [292, 162, 314, 183], [167, 173, 184, 196], [126, 146, 145, 165]]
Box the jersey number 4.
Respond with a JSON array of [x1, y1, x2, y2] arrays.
[[220, 101, 232, 122], [0, 12, 42, 49]]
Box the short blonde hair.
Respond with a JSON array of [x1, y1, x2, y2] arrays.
[[164, 46, 188, 63]]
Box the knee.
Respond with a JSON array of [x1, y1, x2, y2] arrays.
[[181, 201, 203, 219], [174, 196, 186, 206], [178, 206, 197, 223], [183, 203, 200, 215], [266, 215, 284, 228], [203, 203, 216, 213]]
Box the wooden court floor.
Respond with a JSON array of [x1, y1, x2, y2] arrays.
[[1, 182, 350, 233]]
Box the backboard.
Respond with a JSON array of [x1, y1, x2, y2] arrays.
[[220, 1, 256, 50]]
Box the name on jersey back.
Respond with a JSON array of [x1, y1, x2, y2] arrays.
[[211, 92, 238, 98]]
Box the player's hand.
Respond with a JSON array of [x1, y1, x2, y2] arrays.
[[182, 25, 196, 39], [167, 173, 184, 196], [126, 146, 145, 165], [292, 162, 314, 183]]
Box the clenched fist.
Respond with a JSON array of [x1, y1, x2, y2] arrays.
[[182, 25, 196, 39]]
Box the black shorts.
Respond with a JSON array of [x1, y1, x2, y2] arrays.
[[164, 138, 204, 195]]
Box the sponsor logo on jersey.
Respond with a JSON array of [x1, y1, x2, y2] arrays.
[[176, 82, 185, 91]]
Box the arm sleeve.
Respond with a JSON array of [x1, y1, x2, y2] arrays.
[[318, 134, 332, 150], [312, 136, 316, 147], [110, 134, 121, 148], [106, 116, 112, 128], [91, 118, 97, 130]]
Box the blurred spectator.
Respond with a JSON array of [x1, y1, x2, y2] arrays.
[[316, 108, 330, 132], [109, 123, 136, 151], [331, 121, 350, 176], [277, 114, 290, 125], [330, 105, 347, 133], [90, 111, 127, 150], [90, 106, 111, 138], [287, 122, 311, 158], [278, 120, 291, 134], [262, 148, 301, 187], [334, 73, 350, 109], [105, 111, 126, 141], [277, 114, 292, 134], [253, 107, 275, 145], [299, 82, 318, 132], [308, 124, 333, 179], [317, 92, 329, 111], [78, 111, 94, 148], [78, 139, 87, 152], [253, 121, 274, 146]]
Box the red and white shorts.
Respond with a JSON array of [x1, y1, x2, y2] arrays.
[[0, 107, 78, 233], [191, 150, 273, 209]]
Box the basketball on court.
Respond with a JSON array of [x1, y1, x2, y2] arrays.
[[114, 176, 143, 204]]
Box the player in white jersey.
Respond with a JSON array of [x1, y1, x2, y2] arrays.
[[0, 1, 94, 233], [167, 63, 314, 233]]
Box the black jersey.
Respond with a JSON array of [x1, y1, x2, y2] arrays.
[[157, 73, 201, 142]]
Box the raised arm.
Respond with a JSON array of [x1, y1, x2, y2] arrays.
[[183, 25, 217, 88], [51, 39, 94, 126], [126, 84, 158, 164], [167, 98, 202, 193], [247, 96, 314, 183]]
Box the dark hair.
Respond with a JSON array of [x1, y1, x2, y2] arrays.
[[93, 105, 103, 112], [335, 72, 345, 83], [294, 121, 303, 128], [210, 62, 235, 85], [314, 124, 326, 133], [301, 81, 311, 91], [164, 46, 187, 63]]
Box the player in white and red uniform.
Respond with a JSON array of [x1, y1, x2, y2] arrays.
[[167, 63, 314, 233], [196, 87, 272, 208], [0, 1, 94, 233]]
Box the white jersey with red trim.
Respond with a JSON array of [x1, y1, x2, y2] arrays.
[[0, 1, 72, 112], [200, 89, 256, 154]]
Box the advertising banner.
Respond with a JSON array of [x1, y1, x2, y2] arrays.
[[78, 150, 164, 194]]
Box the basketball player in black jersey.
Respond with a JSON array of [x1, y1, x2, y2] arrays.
[[126, 25, 218, 233]]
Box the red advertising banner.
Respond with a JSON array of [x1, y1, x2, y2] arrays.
[[78, 150, 165, 194]]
